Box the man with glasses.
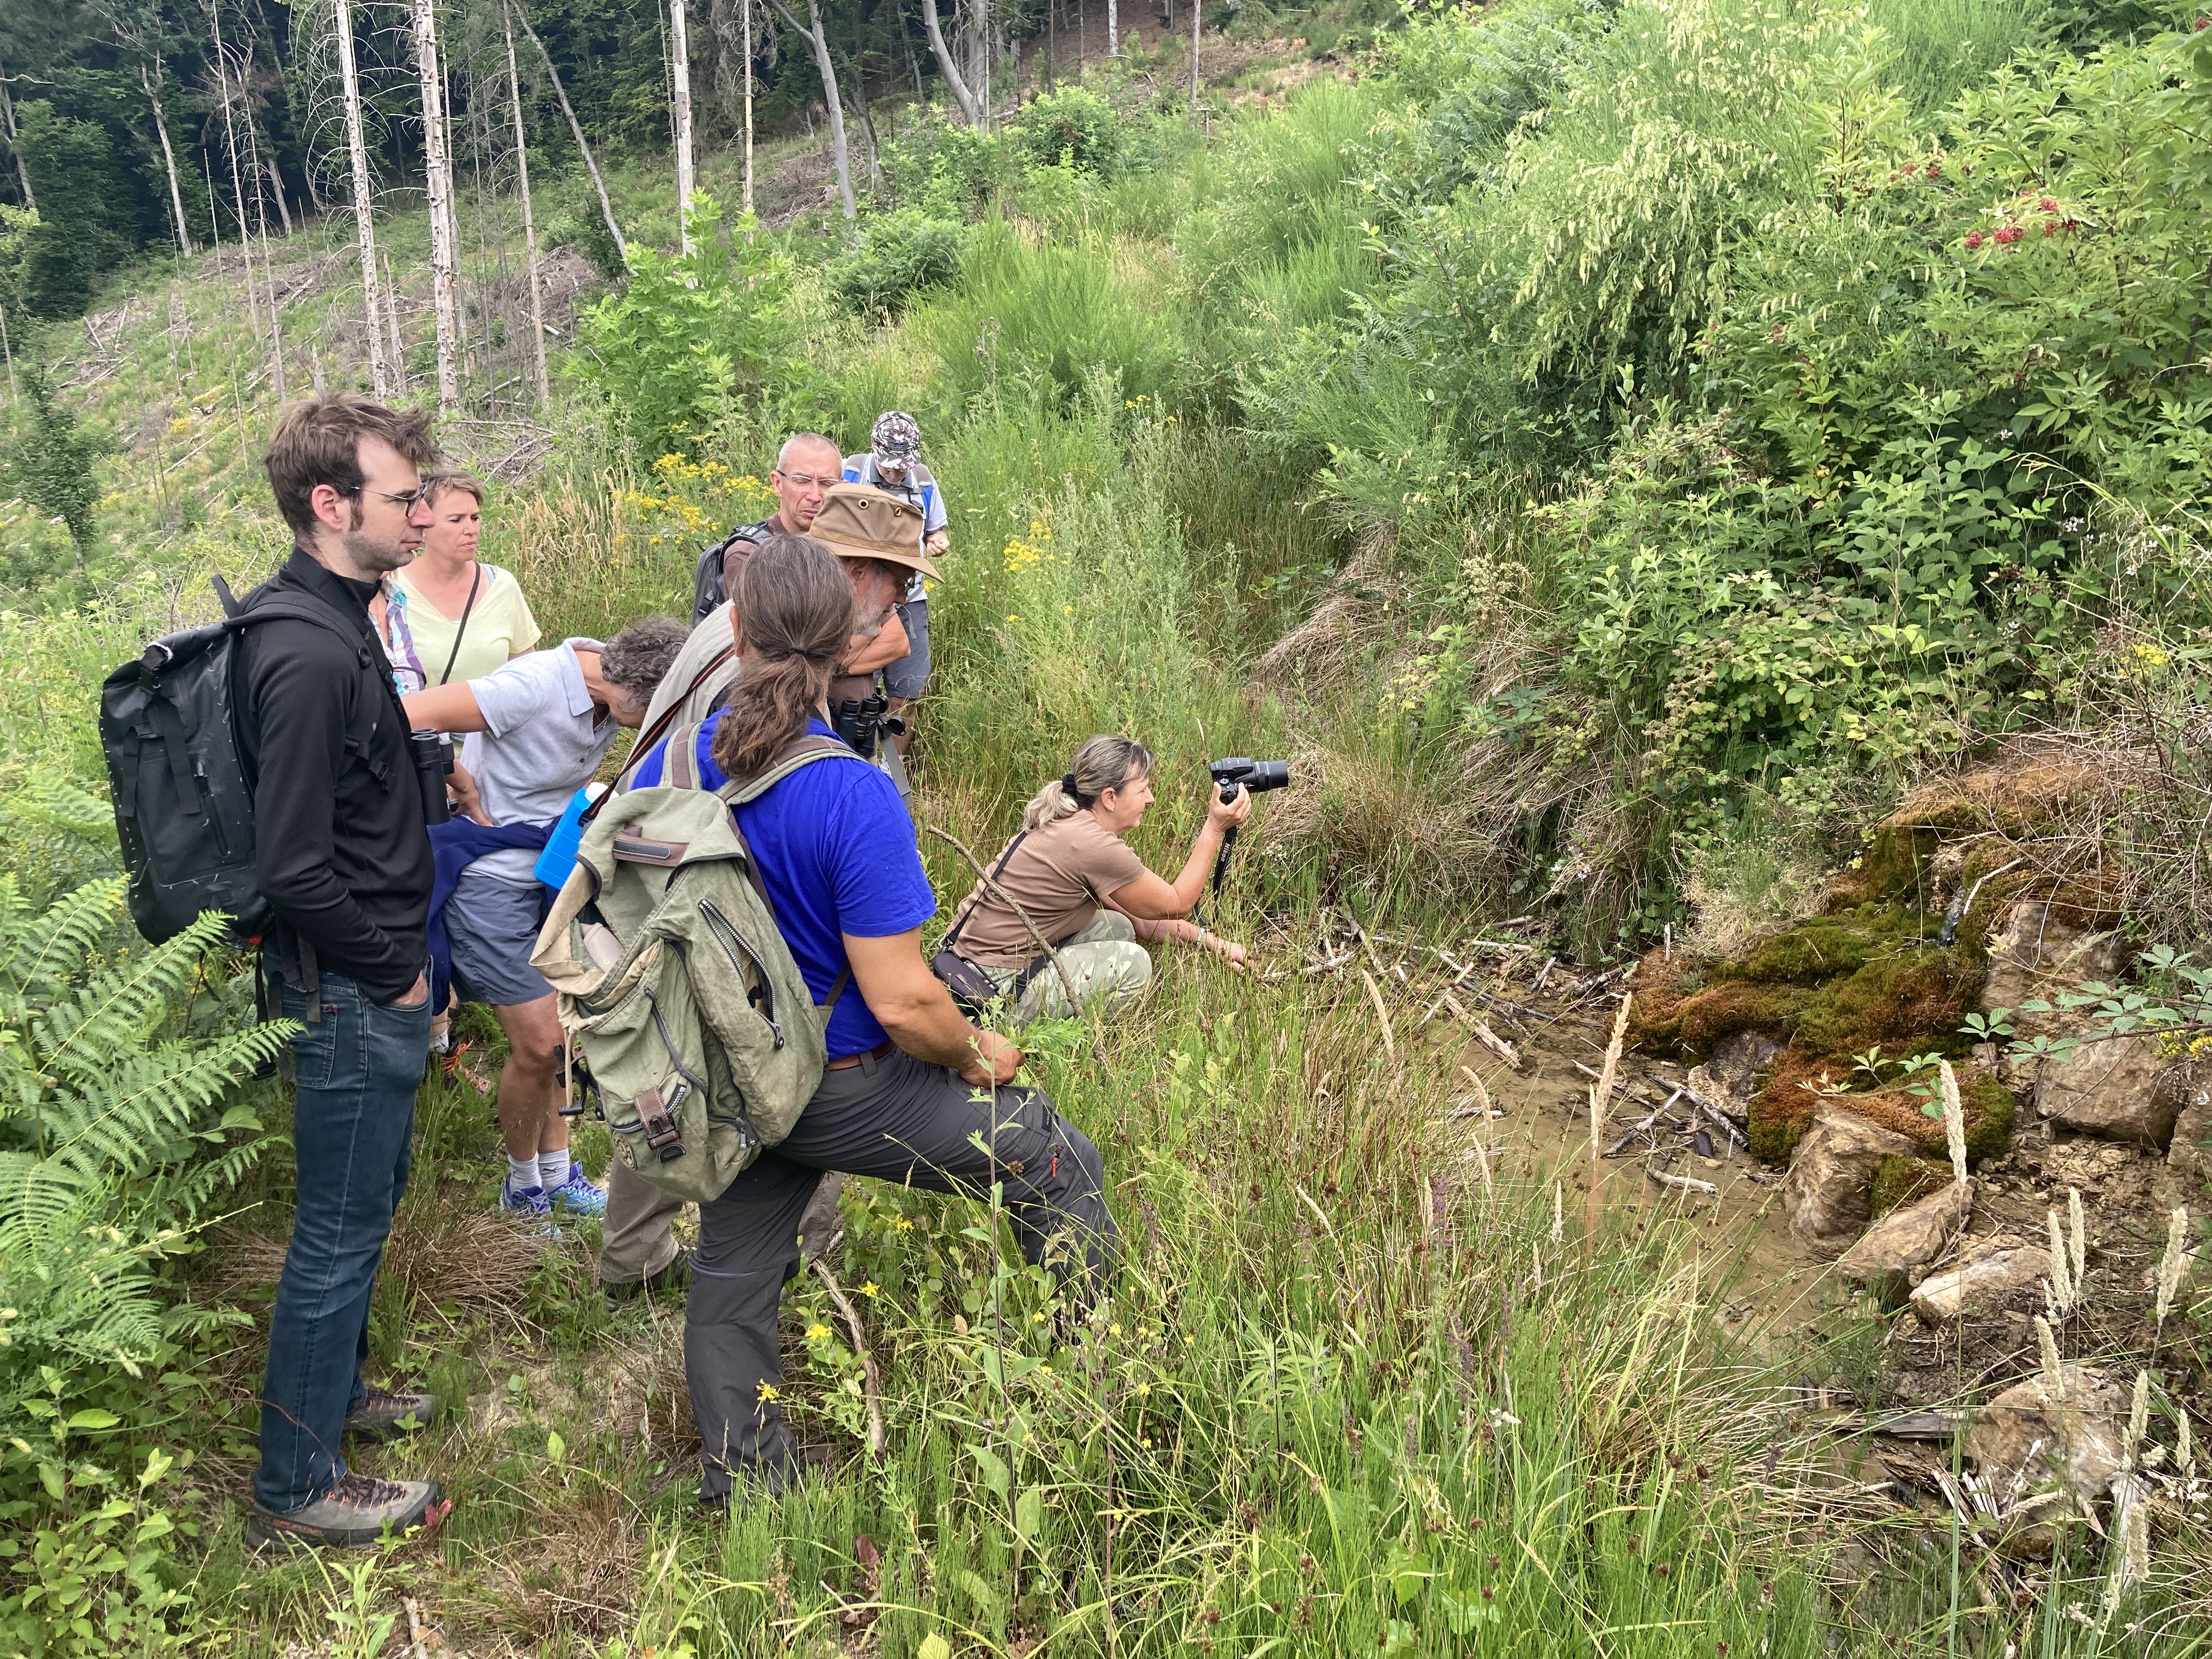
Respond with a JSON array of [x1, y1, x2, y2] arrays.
[[239, 392, 447, 1550], [692, 433, 895, 630]]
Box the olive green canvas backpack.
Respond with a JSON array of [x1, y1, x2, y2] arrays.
[[531, 732, 862, 1203]]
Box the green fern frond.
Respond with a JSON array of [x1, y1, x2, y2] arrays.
[[34, 910, 235, 1081], [4, 776, 117, 843], [13, 1027, 290, 1213], [4, 876, 126, 1002]]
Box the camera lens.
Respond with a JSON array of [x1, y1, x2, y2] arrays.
[[1248, 760, 1290, 793]]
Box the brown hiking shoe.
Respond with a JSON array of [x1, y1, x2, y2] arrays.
[[345, 1387, 440, 1441], [245, 1472, 448, 1552]]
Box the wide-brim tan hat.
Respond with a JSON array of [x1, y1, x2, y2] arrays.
[[809, 482, 941, 582]]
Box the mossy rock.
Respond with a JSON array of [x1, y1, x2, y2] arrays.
[[1870, 1154, 1949, 1217], [1793, 947, 1982, 1058], [1825, 823, 1944, 911], [1747, 1069, 2016, 1165], [1676, 980, 1815, 1052], [1722, 922, 1876, 986]]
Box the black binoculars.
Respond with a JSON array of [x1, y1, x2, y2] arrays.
[[409, 729, 455, 826], [1210, 756, 1291, 805], [833, 695, 907, 761]]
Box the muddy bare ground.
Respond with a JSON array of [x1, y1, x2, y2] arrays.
[[1406, 959, 1829, 1340]]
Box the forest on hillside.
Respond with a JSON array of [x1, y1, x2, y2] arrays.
[[1, 0, 2211, 1651]]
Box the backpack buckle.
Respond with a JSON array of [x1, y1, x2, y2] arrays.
[[636, 1085, 686, 1161]]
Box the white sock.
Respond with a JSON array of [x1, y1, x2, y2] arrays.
[[539, 1149, 572, 1192], [508, 1154, 540, 1194]]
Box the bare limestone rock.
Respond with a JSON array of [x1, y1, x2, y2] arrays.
[[1965, 1363, 2129, 1558], [1785, 1104, 1917, 1256], [1909, 1240, 2051, 1323], [1837, 1181, 1973, 1306], [2035, 1036, 2178, 1149], [1980, 903, 2122, 1033], [2158, 1063, 2212, 1205]]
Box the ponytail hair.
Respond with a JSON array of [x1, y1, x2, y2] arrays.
[[710, 533, 855, 781], [1020, 734, 1155, 831]]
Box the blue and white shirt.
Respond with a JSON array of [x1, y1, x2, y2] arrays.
[[843, 453, 946, 603]]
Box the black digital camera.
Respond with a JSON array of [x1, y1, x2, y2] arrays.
[[1209, 756, 1290, 804]]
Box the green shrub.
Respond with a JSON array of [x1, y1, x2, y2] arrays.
[[541, 175, 628, 281], [0, 368, 104, 562], [882, 106, 1015, 217], [569, 195, 813, 461], [826, 208, 973, 318], [1012, 84, 1127, 176]]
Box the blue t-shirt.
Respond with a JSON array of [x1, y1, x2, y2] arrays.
[[630, 715, 935, 1057]]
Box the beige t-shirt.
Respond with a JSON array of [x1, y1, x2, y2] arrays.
[[396, 562, 540, 685], [947, 811, 1148, 968]]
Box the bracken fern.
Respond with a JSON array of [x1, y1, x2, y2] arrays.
[[0, 877, 290, 1415]]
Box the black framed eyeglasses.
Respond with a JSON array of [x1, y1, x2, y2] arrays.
[[342, 484, 428, 510]]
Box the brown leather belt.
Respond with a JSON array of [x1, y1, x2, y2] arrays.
[[825, 1040, 894, 1071]]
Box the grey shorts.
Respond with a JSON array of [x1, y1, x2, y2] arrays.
[[445, 871, 553, 1007], [884, 597, 930, 700]]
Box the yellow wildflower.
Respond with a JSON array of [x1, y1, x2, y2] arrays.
[[756, 1381, 780, 1402], [806, 1323, 832, 1341]]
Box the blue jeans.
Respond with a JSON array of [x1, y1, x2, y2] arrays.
[[253, 964, 430, 1514]]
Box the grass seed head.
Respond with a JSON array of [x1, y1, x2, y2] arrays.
[[1938, 1059, 1968, 1186], [2035, 1314, 2066, 1398], [2155, 1205, 2190, 1322]]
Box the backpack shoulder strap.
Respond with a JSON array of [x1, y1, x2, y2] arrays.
[[595, 647, 736, 814], [657, 719, 706, 793], [715, 735, 864, 806]]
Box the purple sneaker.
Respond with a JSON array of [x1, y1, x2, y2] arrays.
[[499, 1178, 557, 1236]]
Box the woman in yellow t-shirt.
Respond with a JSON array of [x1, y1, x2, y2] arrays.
[[395, 471, 540, 685]]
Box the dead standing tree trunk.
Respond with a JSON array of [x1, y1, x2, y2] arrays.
[[768, 0, 856, 219], [670, 0, 696, 250], [918, 0, 982, 126], [502, 1, 550, 408], [143, 65, 195, 255], [412, 0, 462, 413], [333, 0, 393, 396], [513, 3, 626, 264], [0, 57, 33, 211]]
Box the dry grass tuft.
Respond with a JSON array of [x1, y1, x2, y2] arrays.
[[466, 1477, 650, 1645], [197, 1190, 551, 1329]]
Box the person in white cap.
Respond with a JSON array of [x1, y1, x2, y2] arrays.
[[842, 411, 949, 759]]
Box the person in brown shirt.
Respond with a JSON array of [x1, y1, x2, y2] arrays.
[[938, 735, 1253, 1022]]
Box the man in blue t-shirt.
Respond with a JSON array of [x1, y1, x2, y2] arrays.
[[628, 704, 1118, 1502]]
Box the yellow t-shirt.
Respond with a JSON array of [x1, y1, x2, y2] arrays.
[[395, 563, 540, 685]]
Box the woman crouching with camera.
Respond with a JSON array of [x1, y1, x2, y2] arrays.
[[936, 736, 1254, 1025]]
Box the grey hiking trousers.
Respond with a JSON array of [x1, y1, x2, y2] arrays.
[[687, 1045, 1116, 1497]]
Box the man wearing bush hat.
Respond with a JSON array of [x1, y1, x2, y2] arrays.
[[843, 413, 950, 761], [600, 483, 940, 1305]]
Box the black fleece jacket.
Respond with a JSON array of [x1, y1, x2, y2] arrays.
[[238, 548, 433, 1003]]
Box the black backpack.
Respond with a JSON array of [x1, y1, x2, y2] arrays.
[[99, 576, 386, 946]]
